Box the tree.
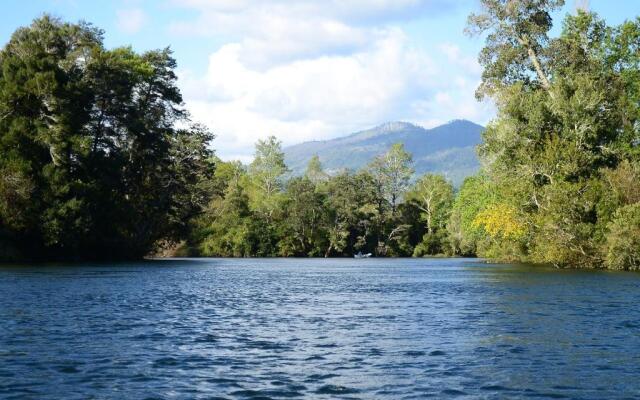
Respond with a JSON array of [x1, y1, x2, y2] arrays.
[[278, 177, 328, 256], [305, 155, 328, 184], [323, 171, 379, 256], [467, 0, 565, 98], [405, 174, 454, 256], [207, 158, 246, 199], [249, 136, 288, 196], [365, 144, 414, 255], [0, 16, 214, 260], [447, 175, 496, 256], [465, 2, 640, 268], [248, 136, 288, 222], [406, 174, 454, 235], [368, 143, 414, 214], [473, 204, 527, 241], [605, 204, 640, 270], [197, 178, 253, 257]]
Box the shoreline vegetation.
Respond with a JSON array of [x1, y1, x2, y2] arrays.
[[1, 1, 639, 269]]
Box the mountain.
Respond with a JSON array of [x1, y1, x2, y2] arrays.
[[284, 119, 484, 186]]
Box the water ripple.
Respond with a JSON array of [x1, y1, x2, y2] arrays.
[[0, 258, 639, 399]]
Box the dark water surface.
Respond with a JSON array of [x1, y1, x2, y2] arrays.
[[1, 258, 639, 399]]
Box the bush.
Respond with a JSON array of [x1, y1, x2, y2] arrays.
[[413, 231, 450, 256], [605, 204, 640, 270]]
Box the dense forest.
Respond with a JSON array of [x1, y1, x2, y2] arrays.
[[0, 16, 214, 260], [1, 0, 639, 269], [185, 140, 451, 258], [461, 0, 640, 269]]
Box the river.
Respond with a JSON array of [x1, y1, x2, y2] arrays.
[[1, 258, 639, 399]]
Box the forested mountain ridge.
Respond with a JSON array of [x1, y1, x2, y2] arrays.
[[284, 120, 483, 185]]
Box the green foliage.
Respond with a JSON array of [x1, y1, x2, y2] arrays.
[[278, 177, 328, 256], [7, 10, 638, 268], [249, 136, 288, 196], [368, 143, 414, 214], [464, 4, 640, 268], [603, 160, 640, 206], [447, 175, 495, 256], [467, 0, 565, 98], [605, 204, 640, 270], [406, 174, 453, 233], [185, 3, 639, 269], [189, 140, 443, 258], [197, 180, 253, 257], [412, 230, 449, 257], [304, 155, 328, 184], [405, 174, 454, 256], [169, 4, 640, 267], [321, 171, 379, 256], [248, 136, 288, 221], [0, 16, 214, 260], [527, 179, 604, 267]]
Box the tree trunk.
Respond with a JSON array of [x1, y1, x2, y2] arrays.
[[324, 243, 332, 258], [527, 47, 552, 91], [517, 36, 553, 95]]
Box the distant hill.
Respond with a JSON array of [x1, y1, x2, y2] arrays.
[[284, 119, 484, 186]]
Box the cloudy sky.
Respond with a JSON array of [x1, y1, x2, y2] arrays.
[[1, 1, 636, 161]]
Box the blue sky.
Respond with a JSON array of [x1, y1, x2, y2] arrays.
[[1, 1, 638, 161]]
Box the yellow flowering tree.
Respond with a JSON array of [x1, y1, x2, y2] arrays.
[[472, 204, 527, 241]]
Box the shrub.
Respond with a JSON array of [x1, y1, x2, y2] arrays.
[[605, 204, 640, 270]]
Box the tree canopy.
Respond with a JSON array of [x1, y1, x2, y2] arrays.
[[188, 140, 446, 258], [457, 2, 640, 268], [0, 16, 214, 260], [3, 8, 639, 269]]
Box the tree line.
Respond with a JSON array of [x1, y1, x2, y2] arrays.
[[2, 1, 640, 270], [184, 139, 456, 258], [0, 16, 456, 261], [185, 0, 640, 270]]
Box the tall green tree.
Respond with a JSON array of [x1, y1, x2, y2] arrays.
[[197, 176, 253, 257], [304, 155, 328, 184], [367, 143, 414, 255], [278, 177, 328, 256], [0, 16, 214, 260], [406, 174, 454, 235], [248, 136, 288, 222], [447, 175, 496, 256], [323, 171, 379, 256], [467, 0, 564, 98], [406, 174, 454, 256], [368, 143, 414, 214], [465, 2, 640, 268]]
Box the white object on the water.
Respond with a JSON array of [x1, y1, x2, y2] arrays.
[[354, 252, 372, 258]]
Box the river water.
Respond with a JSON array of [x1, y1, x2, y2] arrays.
[[0, 258, 639, 399]]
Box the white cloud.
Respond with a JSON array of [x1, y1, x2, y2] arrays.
[[169, 0, 464, 68], [439, 42, 483, 75], [170, 0, 492, 160], [116, 8, 147, 34], [182, 30, 442, 157]]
